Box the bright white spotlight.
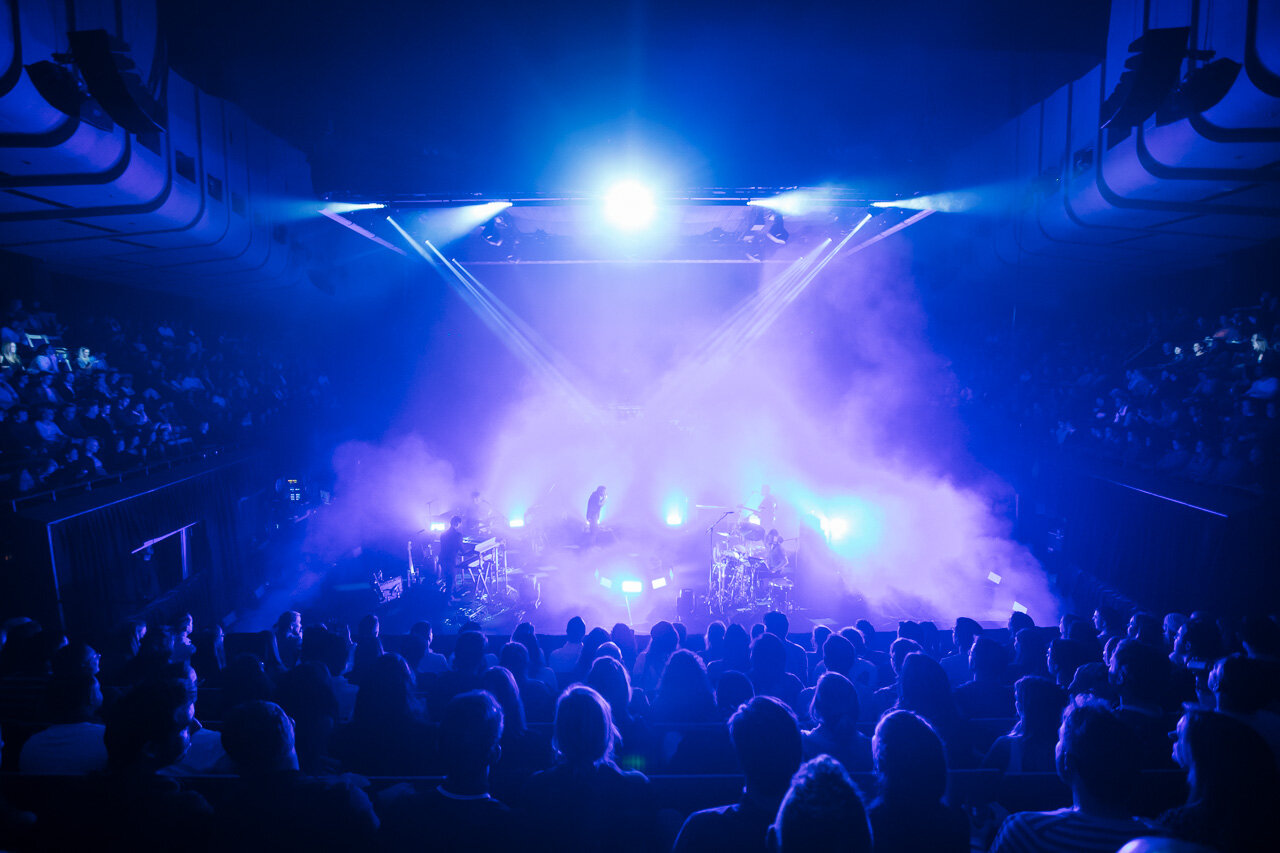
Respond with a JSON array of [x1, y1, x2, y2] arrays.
[[826, 517, 850, 541], [665, 509, 684, 527], [1012, 601, 1028, 614], [620, 580, 643, 594], [651, 577, 668, 590], [509, 517, 525, 528], [603, 180, 657, 231], [429, 521, 448, 532], [322, 202, 386, 214], [987, 571, 1002, 584]]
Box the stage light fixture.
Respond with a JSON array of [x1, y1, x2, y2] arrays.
[[665, 509, 684, 526], [651, 577, 668, 590], [509, 517, 525, 528], [620, 580, 643, 594], [603, 179, 657, 231], [1012, 601, 1028, 614], [599, 577, 614, 589], [481, 217, 505, 246], [987, 571, 1002, 584], [430, 521, 448, 532], [766, 214, 788, 245]]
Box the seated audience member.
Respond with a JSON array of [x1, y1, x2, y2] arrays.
[[216, 700, 377, 852], [429, 629, 488, 713], [1238, 614, 1280, 660], [191, 624, 226, 686], [378, 691, 515, 852], [548, 616, 587, 674], [481, 666, 553, 801], [808, 625, 832, 678], [112, 626, 175, 686], [747, 633, 803, 710], [329, 653, 436, 775], [707, 623, 752, 684], [273, 610, 303, 669], [894, 652, 976, 767], [272, 661, 340, 774], [1127, 612, 1165, 649], [171, 613, 196, 665], [1047, 638, 1095, 690], [310, 626, 358, 721], [868, 710, 969, 853], [633, 621, 679, 695], [513, 621, 560, 694], [674, 695, 802, 853], [983, 676, 1066, 773], [499, 639, 554, 722], [812, 632, 875, 721], [871, 637, 923, 716], [611, 622, 640, 671], [1209, 653, 1280, 767], [942, 617, 984, 685], [19, 673, 108, 773], [1010, 627, 1051, 680], [1158, 708, 1280, 853], [702, 621, 728, 664], [574, 626, 612, 680], [347, 613, 383, 685], [410, 620, 450, 674], [769, 755, 872, 853], [650, 649, 718, 724], [520, 686, 656, 852], [587, 655, 649, 761], [222, 652, 275, 709], [764, 610, 809, 681], [802, 672, 872, 772], [990, 701, 1149, 853], [955, 636, 1016, 719], [1110, 639, 1179, 769]]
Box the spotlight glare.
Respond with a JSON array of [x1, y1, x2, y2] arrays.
[[509, 517, 525, 528], [322, 201, 386, 214], [603, 180, 657, 231], [429, 521, 447, 532], [826, 517, 850, 541], [665, 509, 684, 527], [651, 577, 667, 590], [620, 580, 643, 594], [600, 577, 614, 589]]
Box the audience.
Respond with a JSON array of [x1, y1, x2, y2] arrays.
[[0, 299, 331, 498], [954, 291, 1280, 494], [2, 603, 1276, 851]]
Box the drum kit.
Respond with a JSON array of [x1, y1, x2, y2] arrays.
[[708, 513, 793, 614]]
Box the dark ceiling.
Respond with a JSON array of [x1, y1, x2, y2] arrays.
[[159, 0, 1110, 197]]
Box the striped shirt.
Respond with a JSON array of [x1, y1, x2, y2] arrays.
[[990, 808, 1150, 853]]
